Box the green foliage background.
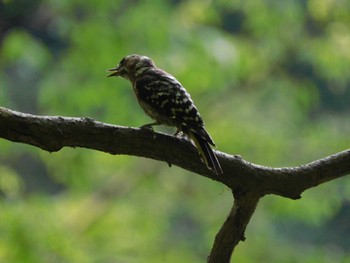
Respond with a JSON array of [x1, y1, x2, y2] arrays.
[[1, 0, 350, 262]]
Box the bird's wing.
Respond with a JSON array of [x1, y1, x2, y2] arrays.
[[135, 75, 197, 121], [135, 73, 215, 146]]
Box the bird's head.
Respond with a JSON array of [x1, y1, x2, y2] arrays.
[[107, 54, 155, 81]]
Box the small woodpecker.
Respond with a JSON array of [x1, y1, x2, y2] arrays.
[[108, 54, 222, 175]]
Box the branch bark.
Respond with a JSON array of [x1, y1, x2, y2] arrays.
[[1, 106, 350, 262], [207, 192, 260, 263]]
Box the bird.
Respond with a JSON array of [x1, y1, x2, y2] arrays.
[[107, 54, 223, 175]]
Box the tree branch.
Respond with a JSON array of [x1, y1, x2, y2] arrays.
[[1, 106, 349, 262], [207, 192, 260, 263]]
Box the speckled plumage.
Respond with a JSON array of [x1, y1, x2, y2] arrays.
[[108, 54, 222, 175]]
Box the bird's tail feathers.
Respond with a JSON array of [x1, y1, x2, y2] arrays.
[[189, 131, 223, 175]]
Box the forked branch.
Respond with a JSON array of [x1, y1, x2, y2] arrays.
[[0, 106, 349, 262]]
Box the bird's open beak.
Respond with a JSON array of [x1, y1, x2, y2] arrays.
[[107, 67, 120, 77]]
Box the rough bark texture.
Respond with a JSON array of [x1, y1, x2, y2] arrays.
[[1, 106, 350, 262]]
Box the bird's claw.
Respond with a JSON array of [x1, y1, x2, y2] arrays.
[[140, 124, 155, 131], [174, 130, 186, 138]]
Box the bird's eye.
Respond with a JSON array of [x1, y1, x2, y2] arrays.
[[119, 58, 126, 65]]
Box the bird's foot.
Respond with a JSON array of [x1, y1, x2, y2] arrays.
[[140, 123, 158, 140], [174, 129, 185, 138], [140, 122, 157, 131], [140, 125, 154, 131]]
